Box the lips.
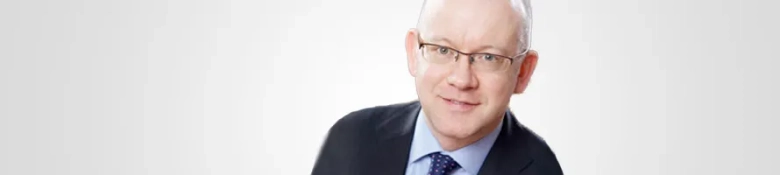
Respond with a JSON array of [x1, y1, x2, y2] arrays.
[[441, 96, 480, 111], [442, 97, 478, 105]]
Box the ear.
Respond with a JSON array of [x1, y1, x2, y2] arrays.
[[405, 29, 420, 77], [513, 50, 538, 94]]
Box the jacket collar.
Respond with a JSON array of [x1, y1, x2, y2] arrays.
[[371, 101, 420, 175], [477, 110, 534, 175]]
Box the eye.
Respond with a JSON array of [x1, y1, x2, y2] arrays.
[[483, 54, 496, 61], [437, 47, 450, 54]]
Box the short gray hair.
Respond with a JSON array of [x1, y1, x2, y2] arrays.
[[513, 0, 533, 53]]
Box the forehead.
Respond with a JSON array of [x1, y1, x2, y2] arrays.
[[419, 0, 523, 53]]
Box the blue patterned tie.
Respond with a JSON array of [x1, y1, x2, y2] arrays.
[[428, 152, 461, 175]]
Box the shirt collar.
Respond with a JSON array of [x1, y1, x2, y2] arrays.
[[408, 109, 504, 175]]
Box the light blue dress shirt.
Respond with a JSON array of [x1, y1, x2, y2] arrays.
[[404, 110, 504, 175]]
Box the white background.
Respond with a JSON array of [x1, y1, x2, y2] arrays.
[[1, 0, 779, 174]]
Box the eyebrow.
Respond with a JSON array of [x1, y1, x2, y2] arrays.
[[425, 36, 453, 46], [424, 36, 510, 55], [473, 45, 506, 54]]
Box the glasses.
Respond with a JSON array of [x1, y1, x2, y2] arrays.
[[418, 38, 527, 72]]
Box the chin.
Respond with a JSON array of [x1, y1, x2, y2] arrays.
[[443, 129, 478, 139], [431, 119, 481, 139]]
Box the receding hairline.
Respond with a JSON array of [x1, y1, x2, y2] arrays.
[[414, 0, 534, 51]]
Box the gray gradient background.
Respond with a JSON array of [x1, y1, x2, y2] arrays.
[[1, 0, 778, 174]]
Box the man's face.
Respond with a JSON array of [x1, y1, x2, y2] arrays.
[[406, 0, 536, 140]]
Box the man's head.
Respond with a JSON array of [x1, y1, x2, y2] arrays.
[[405, 0, 537, 149]]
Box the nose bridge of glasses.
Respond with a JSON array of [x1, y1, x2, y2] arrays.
[[455, 52, 482, 64], [447, 49, 468, 61]]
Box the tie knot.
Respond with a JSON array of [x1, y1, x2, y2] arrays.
[[428, 152, 461, 175]]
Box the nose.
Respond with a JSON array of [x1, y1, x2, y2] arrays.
[[446, 55, 478, 90]]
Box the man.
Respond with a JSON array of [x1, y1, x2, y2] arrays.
[[311, 0, 563, 174]]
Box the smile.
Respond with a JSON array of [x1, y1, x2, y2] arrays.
[[440, 96, 480, 111]]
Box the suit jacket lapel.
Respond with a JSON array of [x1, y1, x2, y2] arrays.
[[478, 111, 534, 175], [371, 101, 420, 175]]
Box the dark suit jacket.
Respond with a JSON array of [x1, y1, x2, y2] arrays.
[[311, 101, 563, 175]]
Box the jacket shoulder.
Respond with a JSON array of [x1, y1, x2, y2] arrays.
[[512, 122, 564, 174], [311, 101, 419, 175], [330, 100, 419, 132]]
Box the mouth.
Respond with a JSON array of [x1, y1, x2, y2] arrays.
[[440, 96, 480, 111]]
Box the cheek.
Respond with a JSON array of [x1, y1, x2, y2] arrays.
[[419, 64, 449, 88], [479, 74, 515, 102], [415, 56, 429, 77]]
